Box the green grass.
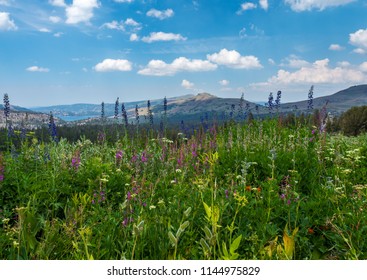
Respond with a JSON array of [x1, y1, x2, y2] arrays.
[[0, 119, 366, 260]]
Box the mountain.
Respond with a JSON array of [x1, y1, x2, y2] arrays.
[[2, 84, 366, 128], [31, 94, 195, 120], [279, 85, 367, 114]]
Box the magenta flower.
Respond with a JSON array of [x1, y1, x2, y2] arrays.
[[141, 152, 148, 163], [116, 150, 123, 160]]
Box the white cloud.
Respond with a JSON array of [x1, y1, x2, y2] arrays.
[[284, 0, 356, 12], [349, 29, 367, 54], [146, 8, 174, 20], [138, 57, 217, 76], [268, 58, 276, 65], [182, 79, 194, 89], [329, 44, 344, 51], [207, 48, 262, 69], [101, 20, 125, 31], [65, 0, 100, 24], [26, 66, 50, 72], [0, 0, 11, 6], [101, 18, 141, 32], [237, 2, 257, 14], [360, 62, 367, 72], [259, 0, 268, 10], [219, 80, 230, 86], [49, 16, 62, 23], [130, 33, 139, 41], [353, 48, 366, 54], [94, 59, 132, 72], [0, 12, 17, 31], [49, 0, 67, 7], [337, 61, 351, 67], [280, 55, 310, 68], [39, 28, 51, 33], [114, 0, 134, 3], [54, 32, 63, 37], [141, 32, 187, 43], [264, 59, 366, 85]]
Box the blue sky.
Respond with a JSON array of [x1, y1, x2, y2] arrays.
[[1, 0, 367, 107]]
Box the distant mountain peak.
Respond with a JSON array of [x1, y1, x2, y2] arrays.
[[194, 92, 217, 101]]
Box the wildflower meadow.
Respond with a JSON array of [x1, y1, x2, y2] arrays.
[[1, 98, 367, 260]]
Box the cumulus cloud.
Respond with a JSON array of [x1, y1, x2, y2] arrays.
[[207, 48, 262, 69], [49, 16, 62, 23], [49, 0, 67, 7], [259, 0, 269, 10], [130, 33, 139, 41], [264, 59, 366, 85], [360, 62, 367, 72], [54, 32, 63, 37], [280, 55, 310, 68], [0, 12, 17, 31], [349, 29, 367, 54], [219, 80, 230, 86], [39, 28, 51, 33], [146, 8, 174, 20], [65, 0, 100, 24], [284, 0, 356, 12], [101, 18, 141, 33], [101, 20, 125, 31], [138, 57, 217, 76], [182, 79, 194, 89], [26, 66, 50, 72], [141, 32, 186, 43], [329, 44, 344, 51], [94, 59, 132, 72], [237, 2, 257, 14]]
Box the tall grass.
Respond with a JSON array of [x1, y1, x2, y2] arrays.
[[0, 117, 366, 260]]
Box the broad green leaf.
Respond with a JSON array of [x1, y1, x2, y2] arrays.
[[230, 235, 242, 255]]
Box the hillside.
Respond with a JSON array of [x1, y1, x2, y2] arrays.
[[280, 85, 367, 114]]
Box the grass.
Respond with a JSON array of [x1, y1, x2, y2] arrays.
[[0, 118, 366, 260]]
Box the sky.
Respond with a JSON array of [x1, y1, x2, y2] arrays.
[[0, 0, 367, 107]]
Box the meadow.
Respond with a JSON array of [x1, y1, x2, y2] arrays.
[[0, 116, 367, 260]]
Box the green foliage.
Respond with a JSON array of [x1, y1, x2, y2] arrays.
[[0, 118, 367, 260], [339, 106, 367, 136]]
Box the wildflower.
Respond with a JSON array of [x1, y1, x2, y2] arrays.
[[101, 101, 105, 120], [116, 150, 123, 162], [280, 193, 286, 200], [97, 132, 105, 144], [225, 189, 229, 199], [71, 150, 81, 171], [307, 228, 314, 235], [3, 93, 10, 119], [245, 186, 251, 192], [307, 85, 314, 112], [48, 112, 58, 142], [120, 103, 128, 126], [114, 97, 119, 119], [257, 187, 261, 193], [141, 152, 148, 163], [127, 191, 132, 200]]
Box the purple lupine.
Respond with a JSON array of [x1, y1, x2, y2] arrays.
[[116, 150, 123, 165], [101, 101, 105, 120], [71, 157, 80, 170], [114, 97, 119, 119], [141, 152, 148, 163], [48, 111, 58, 142], [0, 153, 4, 182], [268, 92, 274, 114], [307, 85, 314, 112], [121, 103, 128, 126]]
